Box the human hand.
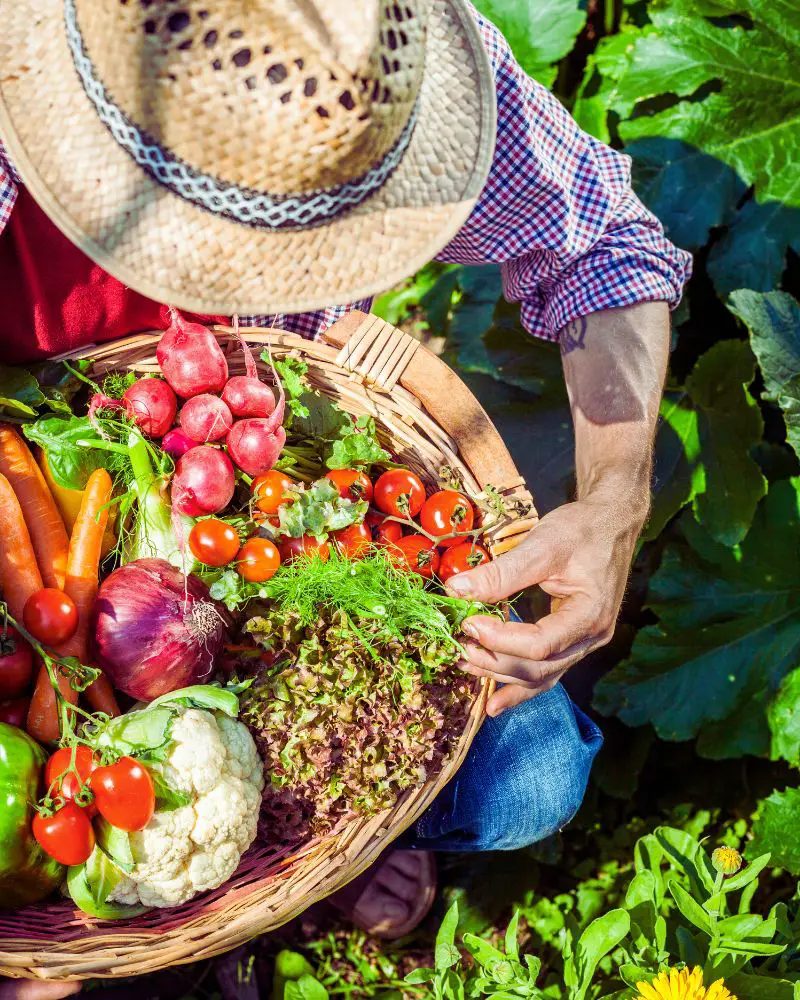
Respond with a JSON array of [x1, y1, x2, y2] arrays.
[[0, 980, 80, 1000], [445, 496, 645, 717]]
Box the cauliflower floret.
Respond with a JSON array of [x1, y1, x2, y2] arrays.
[[109, 708, 264, 909]]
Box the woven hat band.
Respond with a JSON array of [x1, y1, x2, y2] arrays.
[[63, 0, 419, 231]]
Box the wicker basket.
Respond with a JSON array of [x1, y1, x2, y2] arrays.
[[0, 311, 537, 982]]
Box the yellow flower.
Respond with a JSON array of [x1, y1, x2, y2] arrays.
[[636, 967, 737, 1000], [712, 846, 743, 875]]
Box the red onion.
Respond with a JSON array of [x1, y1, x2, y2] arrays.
[[91, 559, 229, 700]]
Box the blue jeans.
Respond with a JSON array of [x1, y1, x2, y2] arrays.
[[408, 683, 602, 852]]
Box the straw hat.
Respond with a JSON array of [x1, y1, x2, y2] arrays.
[[0, 0, 496, 316]]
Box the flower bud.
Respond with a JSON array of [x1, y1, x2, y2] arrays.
[[712, 846, 743, 875]]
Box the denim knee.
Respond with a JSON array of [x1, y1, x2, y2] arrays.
[[410, 684, 602, 852]]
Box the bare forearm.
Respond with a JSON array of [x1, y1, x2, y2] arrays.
[[560, 302, 670, 524]]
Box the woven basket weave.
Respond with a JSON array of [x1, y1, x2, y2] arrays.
[[0, 311, 536, 982]]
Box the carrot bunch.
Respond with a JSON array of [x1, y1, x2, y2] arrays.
[[0, 424, 119, 743]]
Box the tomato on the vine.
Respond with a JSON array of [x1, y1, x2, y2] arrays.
[[23, 589, 78, 646], [0, 697, 29, 728], [390, 535, 440, 579], [438, 542, 490, 583], [332, 522, 371, 558], [420, 491, 475, 548], [365, 509, 403, 545], [325, 469, 374, 503], [33, 802, 95, 866], [373, 469, 426, 518], [188, 518, 241, 567], [0, 626, 33, 699], [237, 537, 281, 582], [45, 746, 99, 815], [91, 756, 155, 832], [279, 535, 331, 563], [252, 471, 296, 515]]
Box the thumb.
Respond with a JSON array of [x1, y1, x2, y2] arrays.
[[445, 528, 556, 603]]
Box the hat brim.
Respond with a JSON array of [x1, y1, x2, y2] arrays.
[[0, 0, 496, 316]]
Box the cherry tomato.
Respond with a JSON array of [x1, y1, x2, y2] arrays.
[[420, 491, 475, 548], [390, 535, 440, 579], [373, 469, 426, 518], [365, 510, 403, 545], [23, 589, 78, 646], [332, 522, 371, 558], [237, 537, 282, 582], [0, 626, 33, 699], [279, 535, 331, 563], [45, 746, 99, 816], [0, 696, 30, 728], [188, 518, 241, 567], [325, 469, 374, 503], [252, 471, 296, 515], [33, 802, 95, 866], [438, 542, 490, 583], [91, 756, 155, 832]]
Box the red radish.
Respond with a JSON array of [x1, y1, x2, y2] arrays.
[[222, 376, 276, 419], [179, 394, 233, 443], [171, 446, 235, 517], [87, 393, 123, 434], [161, 427, 198, 461], [156, 309, 228, 398], [225, 345, 288, 476], [123, 378, 177, 438], [221, 315, 277, 418], [226, 421, 287, 477]]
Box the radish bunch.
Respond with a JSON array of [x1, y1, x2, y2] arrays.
[[136, 310, 287, 514]]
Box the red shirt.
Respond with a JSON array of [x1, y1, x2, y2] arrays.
[[0, 188, 224, 365]]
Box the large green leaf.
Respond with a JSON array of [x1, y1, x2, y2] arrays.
[[594, 478, 800, 758], [472, 0, 587, 88], [0, 364, 46, 417], [749, 788, 800, 875], [645, 341, 766, 545], [708, 198, 800, 299], [768, 668, 800, 767], [628, 139, 745, 253], [611, 2, 800, 207], [728, 291, 800, 463]]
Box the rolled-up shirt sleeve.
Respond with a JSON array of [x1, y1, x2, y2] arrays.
[[440, 6, 693, 342], [0, 139, 19, 237]]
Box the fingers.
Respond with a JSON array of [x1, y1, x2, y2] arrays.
[[463, 596, 610, 662], [461, 634, 597, 688], [0, 982, 81, 1000], [445, 527, 557, 603], [487, 683, 549, 718]]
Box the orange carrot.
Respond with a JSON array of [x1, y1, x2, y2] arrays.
[[58, 468, 120, 718], [0, 472, 44, 620], [0, 424, 69, 589], [27, 661, 78, 744]]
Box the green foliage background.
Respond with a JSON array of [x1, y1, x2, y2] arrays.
[[373, 0, 800, 872]]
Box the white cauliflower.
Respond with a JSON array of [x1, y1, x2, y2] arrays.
[[109, 708, 264, 908]]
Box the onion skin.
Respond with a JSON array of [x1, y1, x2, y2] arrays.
[[91, 558, 229, 701]]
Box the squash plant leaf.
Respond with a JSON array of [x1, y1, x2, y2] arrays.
[[728, 290, 800, 464], [609, 1, 800, 207], [749, 788, 800, 875], [471, 0, 586, 88], [767, 668, 800, 767], [594, 478, 800, 758]]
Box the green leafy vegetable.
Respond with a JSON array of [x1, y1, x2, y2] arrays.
[[23, 415, 107, 490], [325, 414, 389, 470], [728, 291, 800, 463], [272, 356, 311, 421], [276, 478, 367, 540], [66, 855, 149, 920], [0, 364, 46, 417], [95, 819, 135, 873], [768, 668, 800, 767]]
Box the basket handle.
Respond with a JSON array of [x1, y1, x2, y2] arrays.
[[322, 311, 526, 494]]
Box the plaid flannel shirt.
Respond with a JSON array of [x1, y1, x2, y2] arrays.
[[0, 8, 691, 342]]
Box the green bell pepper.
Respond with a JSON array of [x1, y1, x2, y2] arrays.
[[0, 722, 64, 908]]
